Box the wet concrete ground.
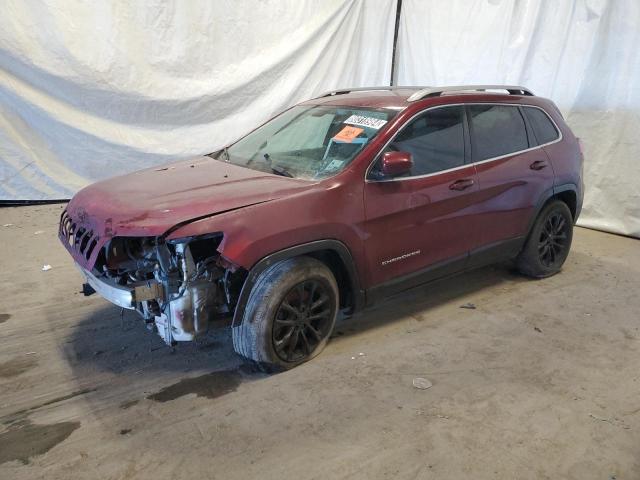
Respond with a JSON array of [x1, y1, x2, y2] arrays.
[[1, 204, 639, 479]]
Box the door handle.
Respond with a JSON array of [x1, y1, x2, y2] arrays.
[[530, 160, 548, 171], [449, 178, 475, 191]]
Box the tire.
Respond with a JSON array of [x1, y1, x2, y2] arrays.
[[516, 200, 573, 278], [232, 256, 339, 371]]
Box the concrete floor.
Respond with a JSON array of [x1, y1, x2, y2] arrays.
[[0, 204, 639, 479]]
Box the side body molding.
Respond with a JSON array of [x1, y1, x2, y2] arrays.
[[231, 239, 364, 327]]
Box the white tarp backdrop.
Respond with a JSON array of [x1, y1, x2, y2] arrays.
[[0, 0, 638, 238], [0, 0, 396, 199], [397, 0, 640, 238]]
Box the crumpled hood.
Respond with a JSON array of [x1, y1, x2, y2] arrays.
[[65, 156, 310, 239]]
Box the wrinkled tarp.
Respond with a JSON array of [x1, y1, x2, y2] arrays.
[[1, 0, 639, 239], [0, 0, 395, 198], [396, 0, 640, 238]]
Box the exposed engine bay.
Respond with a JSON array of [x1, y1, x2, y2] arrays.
[[84, 234, 246, 345]]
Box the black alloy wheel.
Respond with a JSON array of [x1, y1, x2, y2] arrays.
[[516, 200, 573, 278], [538, 211, 569, 268], [233, 256, 338, 370], [272, 279, 334, 362]]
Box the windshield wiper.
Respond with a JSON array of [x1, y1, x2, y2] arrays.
[[271, 164, 294, 178]]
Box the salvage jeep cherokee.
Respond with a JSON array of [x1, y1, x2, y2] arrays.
[[60, 85, 584, 370]]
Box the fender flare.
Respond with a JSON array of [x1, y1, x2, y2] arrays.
[[231, 239, 364, 327], [524, 183, 579, 239]]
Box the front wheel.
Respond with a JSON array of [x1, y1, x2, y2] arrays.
[[516, 200, 573, 278], [232, 256, 338, 371]]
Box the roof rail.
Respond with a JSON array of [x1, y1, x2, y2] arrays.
[[317, 86, 428, 98], [407, 85, 534, 102]]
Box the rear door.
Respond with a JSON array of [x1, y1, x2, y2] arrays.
[[363, 105, 479, 290], [467, 104, 555, 258]]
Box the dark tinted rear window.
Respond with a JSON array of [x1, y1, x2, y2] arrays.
[[469, 105, 528, 161], [524, 107, 560, 145]]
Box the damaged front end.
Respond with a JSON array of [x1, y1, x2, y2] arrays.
[[73, 231, 245, 345]]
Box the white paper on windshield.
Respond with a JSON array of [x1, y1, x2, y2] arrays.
[[344, 115, 387, 130]]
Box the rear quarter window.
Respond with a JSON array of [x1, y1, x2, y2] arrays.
[[523, 107, 560, 145], [468, 105, 529, 161]]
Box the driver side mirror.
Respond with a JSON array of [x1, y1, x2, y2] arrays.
[[380, 151, 413, 178]]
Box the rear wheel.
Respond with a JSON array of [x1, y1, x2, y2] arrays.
[[516, 200, 573, 278], [232, 256, 338, 371]]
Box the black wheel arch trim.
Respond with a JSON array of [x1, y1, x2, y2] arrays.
[[525, 183, 579, 239], [231, 239, 364, 327]]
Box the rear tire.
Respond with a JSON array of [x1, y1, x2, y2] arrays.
[[232, 256, 338, 371], [516, 200, 573, 278]]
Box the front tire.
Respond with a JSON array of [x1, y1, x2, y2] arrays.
[[516, 200, 573, 278], [232, 256, 338, 371]]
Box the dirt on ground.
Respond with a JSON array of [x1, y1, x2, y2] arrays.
[[0, 204, 639, 479]]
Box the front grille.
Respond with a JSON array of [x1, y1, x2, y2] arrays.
[[60, 209, 100, 261]]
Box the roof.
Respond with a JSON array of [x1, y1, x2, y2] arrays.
[[303, 87, 419, 109], [303, 85, 535, 110]]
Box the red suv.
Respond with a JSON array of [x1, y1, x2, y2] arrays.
[[60, 85, 584, 370]]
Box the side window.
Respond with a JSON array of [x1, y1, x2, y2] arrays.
[[468, 105, 529, 161], [377, 106, 465, 177], [524, 107, 560, 145]]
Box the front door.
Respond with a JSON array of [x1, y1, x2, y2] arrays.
[[363, 105, 479, 292]]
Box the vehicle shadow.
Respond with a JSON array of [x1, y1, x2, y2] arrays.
[[54, 250, 598, 431], [62, 305, 240, 376], [60, 305, 258, 413], [333, 260, 528, 338], [62, 260, 525, 380], [51, 254, 580, 432]]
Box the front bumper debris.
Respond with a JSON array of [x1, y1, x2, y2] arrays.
[[79, 266, 164, 310], [67, 231, 234, 347]]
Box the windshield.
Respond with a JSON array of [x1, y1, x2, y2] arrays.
[[217, 105, 398, 180]]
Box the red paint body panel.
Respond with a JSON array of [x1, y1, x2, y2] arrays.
[[62, 157, 310, 269], [471, 149, 554, 247], [363, 165, 479, 286], [538, 102, 585, 212], [60, 88, 584, 294], [167, 179, 367, 280], [70, 156, 310, 237]]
